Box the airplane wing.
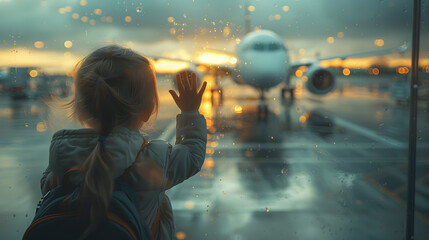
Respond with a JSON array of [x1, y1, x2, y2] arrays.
[[147, 50, 236, 75], [290, 43, 409, 68]]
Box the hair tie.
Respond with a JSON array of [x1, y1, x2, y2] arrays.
[[98, 136, 106, 146]]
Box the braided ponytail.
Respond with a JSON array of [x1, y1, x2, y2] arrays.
[[62, 45, 159, 239]]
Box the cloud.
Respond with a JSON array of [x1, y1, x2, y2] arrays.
[[0, 0, 426, 72]]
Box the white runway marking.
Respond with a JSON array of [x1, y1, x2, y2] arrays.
[[332, 115, 406, 148]]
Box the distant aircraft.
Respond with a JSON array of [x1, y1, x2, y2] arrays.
[[149, 2, 408, 114], [151, 29, 407, 113], [225, 29, 407, 111], [151, 32, 407, 115]]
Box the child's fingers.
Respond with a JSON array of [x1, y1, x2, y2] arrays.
[[191, 72, 197, 92], [169, 90, 180, 105], [180, 71, 187, 90], [176, 74, 185, 95], [181, 71, 191, 91], [197, 81, 207, 97], [180, 71, 187, 81]]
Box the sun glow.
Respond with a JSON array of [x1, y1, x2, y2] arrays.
[[197, 51, 235, 65], [152, 59, 190, 74]]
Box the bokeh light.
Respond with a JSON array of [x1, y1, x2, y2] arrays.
[[125, 16, 132, 22], [94, 9, 102, 15], [374, 39, 385, 47], [176, 232, 186, 240], [29, 70, 38, 78], [72, 13, 80, 19], [34, 41, 44, 49], [343, 68, 351, 76], [64, 41, 72, 48]]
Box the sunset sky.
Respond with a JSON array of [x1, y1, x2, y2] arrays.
[[1, 0, 428, 73]]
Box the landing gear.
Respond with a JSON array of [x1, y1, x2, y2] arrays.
[[210, 88, 223, 105], [258, 90, 268, 119], [258, 104, 268, 119], [281, 87, 295, 100]]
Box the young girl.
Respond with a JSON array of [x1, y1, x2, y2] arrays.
[[40, 45, 207, 239]]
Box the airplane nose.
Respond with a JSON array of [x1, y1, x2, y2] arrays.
[[239, 57, 289, 88]]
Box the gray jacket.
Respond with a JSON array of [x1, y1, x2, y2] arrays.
[[40, 111, 207, 239]]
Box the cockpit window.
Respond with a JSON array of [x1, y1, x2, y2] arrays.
[[253, 42, 265, 51], [268, 43, 280, 51], [252, 42, 283, 51]]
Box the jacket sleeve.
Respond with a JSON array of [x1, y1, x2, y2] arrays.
[[162, 111, 207, 189], [120, 111, 207, 191]]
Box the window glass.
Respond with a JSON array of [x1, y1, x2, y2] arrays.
[[0, 0, 427, 239]]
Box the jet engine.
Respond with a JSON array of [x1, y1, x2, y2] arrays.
[[304, 66, 336, 95]]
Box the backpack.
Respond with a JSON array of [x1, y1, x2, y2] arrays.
[[23, 142, 157, 240]]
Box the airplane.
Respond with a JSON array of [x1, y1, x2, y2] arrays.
[[150, 29, 408, 115], [148, 1, 408, 115], [226, 30, 407, 110]]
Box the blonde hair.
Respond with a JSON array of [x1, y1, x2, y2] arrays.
[[64, 45, 159, 238]]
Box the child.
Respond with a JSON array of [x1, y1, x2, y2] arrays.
[[40, 45, 208, 239]]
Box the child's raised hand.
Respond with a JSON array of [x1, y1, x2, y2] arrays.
[[169, 71, 207, 112]]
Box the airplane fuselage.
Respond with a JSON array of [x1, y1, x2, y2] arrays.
[[235, 30, 290, 90]]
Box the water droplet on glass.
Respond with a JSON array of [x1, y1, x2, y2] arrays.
[[136, 7, 142, 13]]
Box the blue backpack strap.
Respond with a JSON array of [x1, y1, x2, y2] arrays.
[[111, 182, 152, 240]]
